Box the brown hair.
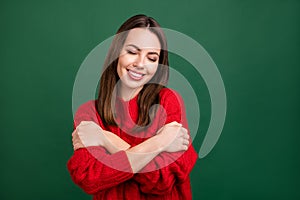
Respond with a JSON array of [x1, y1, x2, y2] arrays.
[[96, 14, 169, 128]]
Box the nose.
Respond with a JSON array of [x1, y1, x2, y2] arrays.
[[133, 54, 145, 69]]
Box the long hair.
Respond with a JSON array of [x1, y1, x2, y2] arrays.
[[96, 14, 169, 128]]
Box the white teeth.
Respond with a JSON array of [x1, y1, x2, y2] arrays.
[[129, 70, 143, 78]]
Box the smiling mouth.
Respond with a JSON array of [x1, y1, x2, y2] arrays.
[[127, 69, 145, 80]]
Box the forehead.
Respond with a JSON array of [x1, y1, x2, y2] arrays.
[[124, 28, 161, 50]]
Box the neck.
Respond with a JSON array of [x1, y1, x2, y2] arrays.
[[118, 83, 143, 101]]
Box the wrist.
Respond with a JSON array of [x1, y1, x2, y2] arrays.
[[152, 134, 166, 153], [97, 129, 106, 147]]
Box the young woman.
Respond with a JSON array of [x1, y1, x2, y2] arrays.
[[67, 14, 198, 200]]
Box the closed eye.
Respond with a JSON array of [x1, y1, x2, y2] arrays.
[[126, 50, 137, 55], [148, 57, 157, 62]]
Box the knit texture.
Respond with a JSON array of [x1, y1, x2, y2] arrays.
[[67, 88, 198, 200]]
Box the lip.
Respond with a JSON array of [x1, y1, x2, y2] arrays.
[[127, 69, 145, 81]]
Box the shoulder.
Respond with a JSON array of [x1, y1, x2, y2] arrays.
[[74, 100, 98, 127], [159, 87, 184, 107], [75, 100, 97, 115], [158, 88, 186, 124]]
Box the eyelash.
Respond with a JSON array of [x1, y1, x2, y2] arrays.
[[148, 58, 157, 62], [126, 50, 157, 62], [127, 50, 136, 55]]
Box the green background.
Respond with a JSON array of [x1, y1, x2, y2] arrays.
[[1, 0, 299, 199]]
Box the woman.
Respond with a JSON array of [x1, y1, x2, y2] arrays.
[[67, 14, 198, 200]]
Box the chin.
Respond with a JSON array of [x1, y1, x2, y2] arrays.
[[123, 81, 145, 90]]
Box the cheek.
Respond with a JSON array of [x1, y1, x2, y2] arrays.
[[117, 63, 121, 77], [117, 62, 124, 78], [116, 56, 129, 77], [119, 54, 135, 67], [148, 64, 159, 76]]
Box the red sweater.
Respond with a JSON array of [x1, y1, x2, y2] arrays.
[[67, 88, 198, 200]]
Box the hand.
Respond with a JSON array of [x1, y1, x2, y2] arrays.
[[72, 129, 84, 150], [156, 121, 190, 153], [72, 121, 105, 150]]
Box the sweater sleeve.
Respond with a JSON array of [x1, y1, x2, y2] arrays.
[[67, 100, 134, 194], [133, 89, 198, 195]]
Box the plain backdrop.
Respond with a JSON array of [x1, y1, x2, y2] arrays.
[[0, 0, 299, 199]]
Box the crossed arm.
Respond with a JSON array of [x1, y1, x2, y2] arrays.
[[72, 121, 190, 173]]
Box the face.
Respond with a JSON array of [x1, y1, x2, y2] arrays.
[[117, 28, 161, 95]]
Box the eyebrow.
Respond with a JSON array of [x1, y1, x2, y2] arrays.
[[126, 44, 160, 56]]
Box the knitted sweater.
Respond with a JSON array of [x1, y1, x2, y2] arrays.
[[67, 88, 198, 200]]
